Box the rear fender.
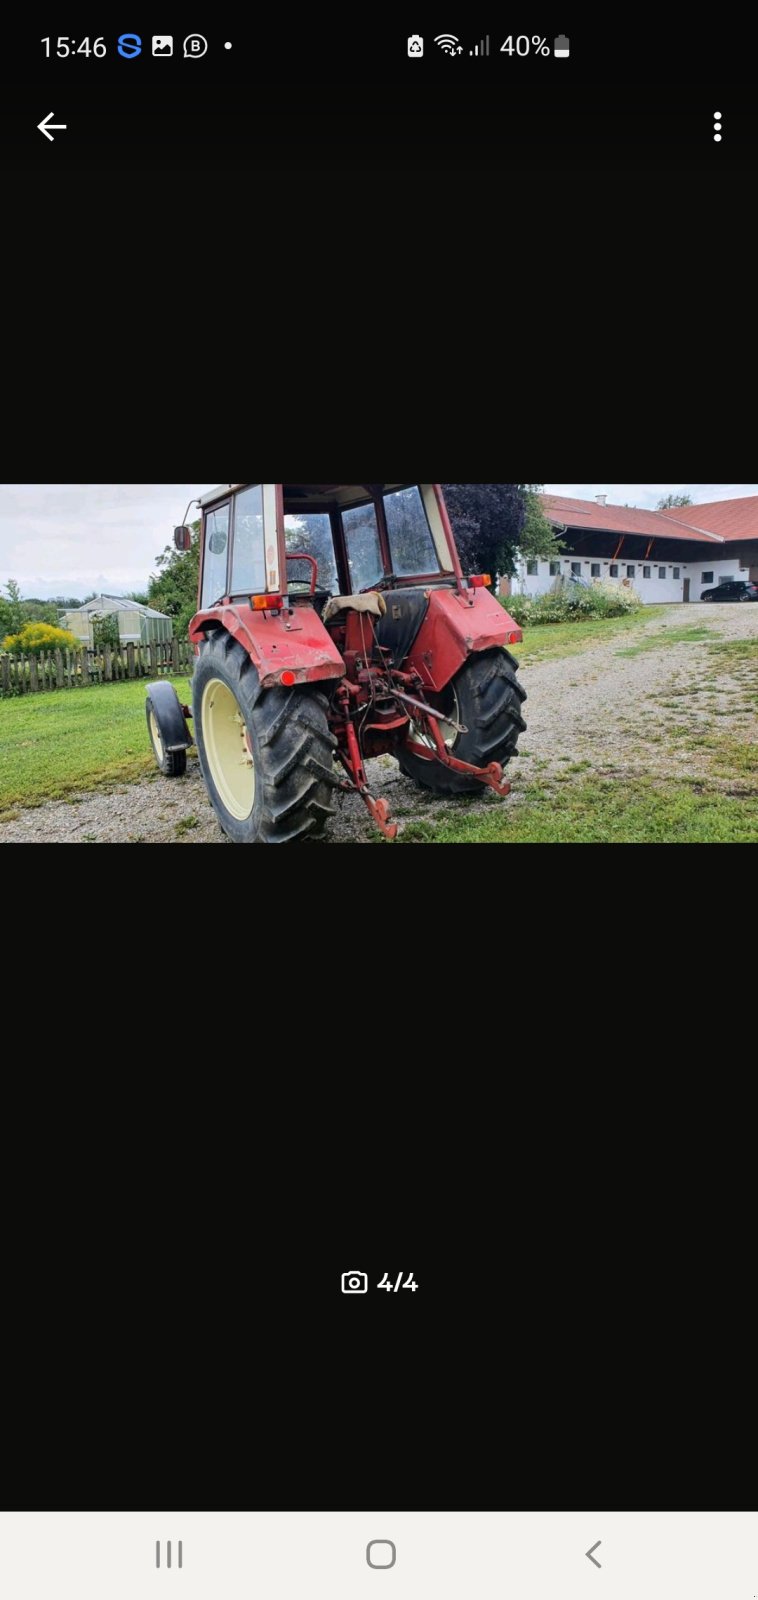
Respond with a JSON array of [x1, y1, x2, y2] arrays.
[[189, 603, 345, 690], [409, 588, 522, 693]]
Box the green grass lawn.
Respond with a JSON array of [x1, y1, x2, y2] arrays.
[[513, 606, 667, 664], [399, 773, 758, 845], [0, 676, 192, 818]]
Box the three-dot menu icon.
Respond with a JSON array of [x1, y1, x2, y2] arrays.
[[714, 111, 722, 142]]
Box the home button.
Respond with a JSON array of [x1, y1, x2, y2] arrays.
[[367, 1541, 397, 1570]]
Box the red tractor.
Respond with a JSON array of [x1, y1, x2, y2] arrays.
[[146, 483, 526, 842]]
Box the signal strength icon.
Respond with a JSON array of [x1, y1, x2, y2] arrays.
[[435, 34, 461, 53], [469, 35, 490, 55]]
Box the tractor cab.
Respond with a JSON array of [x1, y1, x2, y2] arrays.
[[193, 482, 463, 614], [148, 482, 526, 843], [281, 483, 460, 606]]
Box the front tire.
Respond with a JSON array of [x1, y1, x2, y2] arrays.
[[398, 650, 527, 796], [193, 632, 339, 843], [146, 698, 187, 777]]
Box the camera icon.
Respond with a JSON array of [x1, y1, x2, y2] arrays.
[[342, 1270, 368, 1294]]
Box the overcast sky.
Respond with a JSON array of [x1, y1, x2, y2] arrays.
[[543, 485, 758, 507], [0, 484, 218, 599], [2, 484, 758, 599]]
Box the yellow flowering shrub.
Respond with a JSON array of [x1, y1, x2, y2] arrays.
[[2, 621, 81, 656]]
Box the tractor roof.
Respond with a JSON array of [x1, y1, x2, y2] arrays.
[[200, 483, 409, 510], [200, 484, 245, 508]]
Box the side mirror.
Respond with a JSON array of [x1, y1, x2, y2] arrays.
[[174, 526, 192, 552]]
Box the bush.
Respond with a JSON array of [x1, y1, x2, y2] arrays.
[[500, 592, 533, 628], [500, 578, 643, 628], [2, 621, 81, 656], [90, 612, 121, 652]]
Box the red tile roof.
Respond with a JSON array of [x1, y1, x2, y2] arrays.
[[658, 496, 758, 542], [540, 494, 724, 544]]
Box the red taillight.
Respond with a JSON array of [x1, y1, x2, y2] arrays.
[[280, 671, 297, 686], [469, 574, 493, 589], [507, 630, 523, 645], [251, 594, 283, 611]]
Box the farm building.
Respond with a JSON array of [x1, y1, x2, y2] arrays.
[[515, 493, 758, 603], [61, 595, 173, 647]]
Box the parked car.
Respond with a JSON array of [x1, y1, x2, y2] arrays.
[[701, 579, 758, 603]]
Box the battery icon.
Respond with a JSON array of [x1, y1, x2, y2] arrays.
[[554, 34, 570, 56]]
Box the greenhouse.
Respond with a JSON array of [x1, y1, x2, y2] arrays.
[[61, 595, 173, 647]]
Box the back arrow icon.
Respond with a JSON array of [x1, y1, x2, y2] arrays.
[[38, 113, 67, 142], [586, 1542, 602, 1569]]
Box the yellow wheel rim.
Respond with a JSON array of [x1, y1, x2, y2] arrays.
[[149, 709, 164, 763], [201, 678, 256, 821]]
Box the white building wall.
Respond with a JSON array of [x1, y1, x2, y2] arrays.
[[514, 555, 748, 603]]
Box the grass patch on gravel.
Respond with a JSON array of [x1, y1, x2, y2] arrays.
[[615, 626, 715, 658], [399, 771, 758, 844], [514, 607, 668, 664], [707, 637, 758, 686], [0, 676, 192, 817], [707, 638, 758, 662]]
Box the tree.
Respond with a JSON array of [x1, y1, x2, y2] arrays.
[[148, 521, 201, 640], [19, 598, 60, 626], [90, 612, 121, 652], [0, 580, 24, 643], [520, 487, 565, 563], [126, 591, 149, 606], [657, 493, 693, 509], [442, 484, 563, 579]]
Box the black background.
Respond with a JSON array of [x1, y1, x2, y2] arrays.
[[3, 9, 756, 481], [2, 1054, 752, 1513], [0, 9, 752, 1521]]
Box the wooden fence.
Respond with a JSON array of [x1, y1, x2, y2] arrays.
[[0, 639, 195, 697]]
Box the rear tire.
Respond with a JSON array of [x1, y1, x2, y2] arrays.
[[193, 631, 339, 843], [398, 650, 527, 796], [146, 699, 187, 777]]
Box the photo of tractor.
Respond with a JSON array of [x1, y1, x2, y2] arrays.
[[145, 483, 527, 842]]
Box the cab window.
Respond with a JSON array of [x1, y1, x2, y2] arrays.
[[343, 502, 384, 592], [231, 485, 266, 594], [384, 486, 441, 577], [285, 513, 339, 593], [201, 503, 230, 608]]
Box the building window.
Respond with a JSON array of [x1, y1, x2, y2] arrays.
[[643, 566, 651, 579], [627, 565, 636, 579], [526, 560, 539, 576], [673, 567, 681, 580], [571, 562, 581, 576], [610, 564, 619, 577], [658, 568, 667, 580], [549, 562, 560, 576], [591, 563, 601, 578], [701, 572, 714, 585]]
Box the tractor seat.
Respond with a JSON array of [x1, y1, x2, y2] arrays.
[[374, 588, 431, 667], [322, 593, 387, 625]]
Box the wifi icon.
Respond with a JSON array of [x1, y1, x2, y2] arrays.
[[435, 33, 461, 53]]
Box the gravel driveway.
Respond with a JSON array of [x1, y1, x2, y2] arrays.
[[2, 605, 756, 844]]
